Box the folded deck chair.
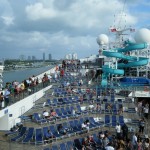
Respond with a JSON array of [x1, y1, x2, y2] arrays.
[[69, 120, 80, 134], [59, 143, 67, 150], [119, 116, 124, 126], [22, 127, 34, 143], [35, 128, 43, 144], [55, 108, 67, 119], [105, 115, 110, 126], [60, 107, 72, 117], [49, 126, 61, 139], [52, 145, 59, 150], [33, 113, 47, 124], [11, 127, 27, 141], [112, 115, 117, 127], [66, 141, 74, 150]]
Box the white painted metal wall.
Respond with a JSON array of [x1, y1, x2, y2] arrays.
[[0, 66, 57, 130]]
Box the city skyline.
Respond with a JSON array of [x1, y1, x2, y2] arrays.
[[2, 52, 53, 61]]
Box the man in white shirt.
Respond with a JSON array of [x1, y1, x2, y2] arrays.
[[47, 74, 52, 83], [82, 121, 89, 131], [144, 106, 149, 119], [43, 110, 49, 118], [115, 123, 121, 139], [132, 133, 137, 149]]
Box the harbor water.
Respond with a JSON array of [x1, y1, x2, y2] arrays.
[[2, 65, 54, 86]]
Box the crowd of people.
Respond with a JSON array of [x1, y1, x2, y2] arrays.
[[137, 100, 149, 119], [2, 60, 150, 150], [0, 66, 64, 109], [42, 109, 59, 121]]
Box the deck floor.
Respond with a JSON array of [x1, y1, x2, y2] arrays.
[[0, 69, 149, 150]]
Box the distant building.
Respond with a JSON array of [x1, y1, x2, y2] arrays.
[[19, 55, 26, 61], [28, 56, 31, 61], [48, 54, 52, 61], [32, 56, 36, 61], [43, 52, 45, 61]]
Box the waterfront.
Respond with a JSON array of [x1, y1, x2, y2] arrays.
[[2, 65, 54, 86]]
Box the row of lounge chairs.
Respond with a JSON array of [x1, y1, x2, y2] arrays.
[[32, 105, 88, 124], [9, 115, 125, 144], [9, 116, 103, 144], [43, 133, 106, 150]]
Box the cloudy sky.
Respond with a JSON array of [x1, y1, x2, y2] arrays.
[[0, 0, 149, 60]]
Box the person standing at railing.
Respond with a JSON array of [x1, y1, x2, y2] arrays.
[[138, 118, 145, 134], [0, 92, 4, 109], [4, 88, 10, 107], [143, 106, 149, 119]]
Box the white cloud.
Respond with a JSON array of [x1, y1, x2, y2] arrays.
[[1, 16, 14, 26], [25, 0, 137, 31], [25, 2, 57, 20], [0, 0, 147, 59]]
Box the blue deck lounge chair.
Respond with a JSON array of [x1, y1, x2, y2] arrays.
[[105, 115, 110, 126], [60, 108, 72, 117], [43, 148, 50, 150], [52, 98, 58, 106], [60, 143, 67, 150], [52, 145, 59, 150], [49, 126, 61, 139], [55, 108, 67, 119], [76, 104, 88, 114], [35, 128, 43, 144], [33, 113, 47, 124], [69, 120, 80, 133], [46, 99, 51, 106], [66, 106, 72, 115], [11, 127, 27, 141], [22, 127, 34, 143], [74, 120, 82, 134], [43, 126, 49, 140], [62, 122, 74, 135], [112, 104, 117, 115], [66, 141, 74, 150], [119, 116, 124, 126], [89, 117, 103, 127], [112, 115, 117, 127], [63, 97, 71, 105]]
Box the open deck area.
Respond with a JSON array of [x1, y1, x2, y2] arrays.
[[0, 65, 149, 150]]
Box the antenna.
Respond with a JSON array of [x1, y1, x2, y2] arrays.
[[109, 0, 135, 45]]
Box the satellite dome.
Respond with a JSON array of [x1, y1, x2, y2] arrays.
[[65, 54, 69, 59], [97, 34, 109, 45], [72, 53, 77, 59], [134, 28, 150, 43]]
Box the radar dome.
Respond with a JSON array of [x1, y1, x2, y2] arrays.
[[134, 28, 150, 43], [97, 34, 109, 45]]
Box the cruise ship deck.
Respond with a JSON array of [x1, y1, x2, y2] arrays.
[[0, 64, 149, 150]]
